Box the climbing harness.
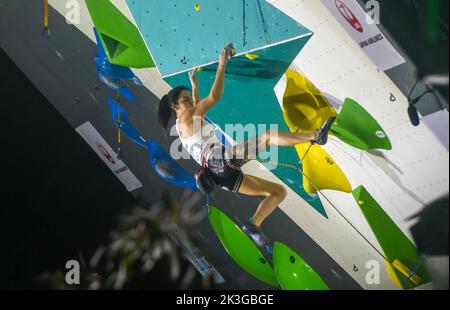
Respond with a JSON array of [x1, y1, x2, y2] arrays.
[[195, 167, 217, 195]]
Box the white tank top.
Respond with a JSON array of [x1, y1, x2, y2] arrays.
[[176, 116, 217, 166]]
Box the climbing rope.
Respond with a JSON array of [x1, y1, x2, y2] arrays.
[[257, 142, 420, 288], [206, 194, 211, 209], [407, 256, 424, 283], [258, 142, 313, 171], [257, 0, 272, 44], [242, 0, 247, 47], [117, 82, 122, 160]]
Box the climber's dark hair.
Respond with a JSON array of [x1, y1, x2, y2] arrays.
[[158, 86, 190, 129]]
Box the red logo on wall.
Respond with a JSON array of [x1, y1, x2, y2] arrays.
[[335, 0, 364, 33], [96, 141, 116, 165]]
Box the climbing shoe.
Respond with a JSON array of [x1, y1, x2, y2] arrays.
[[314, 117, 336, 145], [242, 223, 270, 248]]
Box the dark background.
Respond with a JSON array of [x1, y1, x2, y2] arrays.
[[0, 47, 135, 289]]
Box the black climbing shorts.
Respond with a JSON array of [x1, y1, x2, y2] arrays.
[[203, 144, 244, 193]]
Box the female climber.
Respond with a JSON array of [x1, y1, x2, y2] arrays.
[[158, 45, 335, 247]]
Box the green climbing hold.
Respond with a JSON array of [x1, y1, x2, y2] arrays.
[[352, 186, 429, 289], [86, 0, 155, 68], [208, 206, 279, 287], [331, 98, 392, 151], [273, 242, 329, 290]]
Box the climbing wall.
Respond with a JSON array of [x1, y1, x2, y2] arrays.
[[45, 0, 448, 290], [269, 0, 448, 289], [123, 0, 396, 288], [123, 0, 448, 288]]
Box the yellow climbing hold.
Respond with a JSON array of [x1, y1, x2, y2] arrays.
[[194, 3, 200, 12], [358, 200, 366, 206], [229, 46, 236, 57], [386, 262, 404, 289], [245, 53, 260, 60], [194, 67, 204, 73], [282, 69, 338, 134], [281, 69, 351, 194], [295, 144, 352, 194]]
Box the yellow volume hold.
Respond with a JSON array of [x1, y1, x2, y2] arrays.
[[282, 69, 351, 194], [296, 143, 352, 194], [282, 69, 337, 134]]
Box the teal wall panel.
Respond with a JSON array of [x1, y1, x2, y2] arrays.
[[126, 0, 312, 76]]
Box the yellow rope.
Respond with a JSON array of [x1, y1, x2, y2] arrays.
[[44, 0, 49, 29]]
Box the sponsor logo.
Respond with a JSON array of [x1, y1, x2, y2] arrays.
[[114, 166, 129, 175], [359, 33, 384, 48], [335, 0, 364, 33], [96, 141, 116, 165]]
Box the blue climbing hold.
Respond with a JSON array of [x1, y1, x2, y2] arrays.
[[146, 139, 199, 192], [107, 97, 147, 148]]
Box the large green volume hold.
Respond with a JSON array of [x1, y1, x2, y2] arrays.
[[331, 98, 392, 150], [208, 206, 279, 287], [86, 0, 155, 68], [273, 242, 329, 290], [353, 186, 429, 289]]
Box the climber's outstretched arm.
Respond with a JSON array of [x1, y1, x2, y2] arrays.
[[194, 46, 231, 116], [189, 70, 200, 106]]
